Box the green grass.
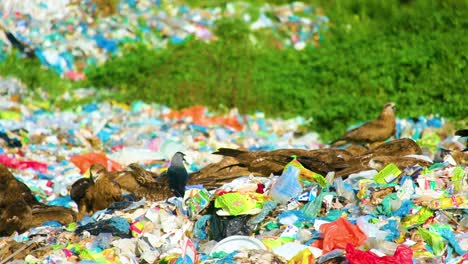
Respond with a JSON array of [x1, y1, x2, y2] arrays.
[[1, 0, 467, 141], [0, 53, 74, 103]]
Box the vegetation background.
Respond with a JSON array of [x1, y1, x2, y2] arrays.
[[1, 0, 466, 141]]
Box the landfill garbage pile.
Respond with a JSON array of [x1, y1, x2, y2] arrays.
[[0, 79, 467, 263], [0, 0, 329, 79]]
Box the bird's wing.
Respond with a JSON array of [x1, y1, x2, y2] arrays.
[[30, 206, 77, 226], [113, 172, 140, 193], [128, 163, 156, 185], [343, 120, 390, 142], [365, 138, 422, 156]]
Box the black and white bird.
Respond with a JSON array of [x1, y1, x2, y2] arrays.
[[166, 152, 189, 197]]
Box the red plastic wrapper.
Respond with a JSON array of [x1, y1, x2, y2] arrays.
[[0, 153, 48, 173], [70, 152, 123, 174], [318, 218, 367, 253], [346, 244, 413, 264]]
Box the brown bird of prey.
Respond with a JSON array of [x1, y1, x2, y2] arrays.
[[124, 152, 189, 200], [70, 177, 93, 219], [188, 156, 257, 189], [108, 163, 159, 195], [212, 147, 353, 175], [0, 200, 32, 236], [0, 165, 77, 236], [0, 200, 77, 236], [343, 144, 369, 156], [186, 147, 354, 189], [71, 163, 123, 218], [444, 129, 468, 165], [363, 138, 422, 157], [0, 164, 42, 209], [333, 138, 425, 178], [106, 163, 174, 201], [331, 102, 397, 146]]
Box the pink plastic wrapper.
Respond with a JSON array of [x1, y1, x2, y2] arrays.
[[0, 153, 48, 173]]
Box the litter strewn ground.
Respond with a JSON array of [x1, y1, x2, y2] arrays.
[[0, 77, 467, 263]]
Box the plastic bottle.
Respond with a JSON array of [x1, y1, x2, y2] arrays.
[[270, 166, 302, 204]]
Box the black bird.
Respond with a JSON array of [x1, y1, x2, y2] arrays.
[[2, 30, 35, 58], [166, 152, 189, 197]]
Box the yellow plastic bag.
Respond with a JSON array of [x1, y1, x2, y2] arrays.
[[288, 248, 315, 264]]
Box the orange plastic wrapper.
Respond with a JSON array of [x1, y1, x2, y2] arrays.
[[346, 244, 413, 264], [317, 218, 367, 253], [70, 152, 124, 174], [163, 105, 205, 121], [162, 105, 243, 131]]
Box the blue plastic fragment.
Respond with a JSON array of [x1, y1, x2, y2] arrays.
[[194, 215, 212, 240], [392, 199, 413, 218], [48, 196, 73, 207], [41, 221, 62, 227], [380, 220, 400, 241]]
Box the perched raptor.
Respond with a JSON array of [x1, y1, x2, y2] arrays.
[[0, 200, 77, 236], [108, 163, 159, 195], [71, 164, 123, 218], [188, 156, 257, 189], [0, 200, 32, 236], [331, 102, 397, 146], [69, 178, 93, 219], [333, 138, 426, 178], [211, 147, 350, 175], [187, 148, 354, 189], [0, 165, 77, 236], [0, 164, 42, 209], [362, 138, 422, 157]]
